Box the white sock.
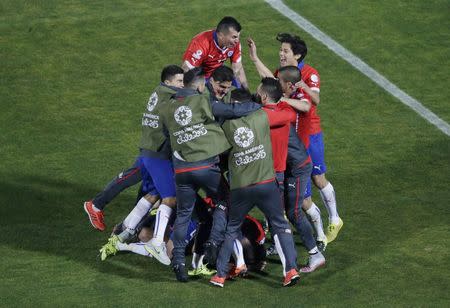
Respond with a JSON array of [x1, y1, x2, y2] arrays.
[[273, 234, 287, 277], [117, 241, 153, 258], [123, 197, 152, 232], [191, 253, 204, 269], [306, 203, 326, 240], [92, 204, 101, 212], [232, 239, 245, 267], [308, 247, 319, 254], [319, 182, 340, 224], [152, 204, 173, 244]]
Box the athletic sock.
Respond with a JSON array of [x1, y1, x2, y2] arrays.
[[232, 239, 245, 267], [153, 203, 173, 244], [117, 229, 134, 243], [123, 197, 152, 232], [308, 247, 319, 254], [191, 253, 204, 269], [306, 203, 326, 240], [319, 182, 340, 224]]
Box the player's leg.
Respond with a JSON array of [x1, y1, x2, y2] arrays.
[[263, 172, 286, 257], [302, 179, 327, 246], [121, 192, 159, 242], [309, 132, 343, 242], [285, 165, 326, 266], [211, 187, 252, 287], [84, 158, 143, 231], [257, 181, 299, 286], [140, 156, 176, 264], [190, 200, 212, 271], [171, 171, 198, 282], [199, 166, 230, 267]]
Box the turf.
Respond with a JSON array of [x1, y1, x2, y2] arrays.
[[1, 0, 449, 306]]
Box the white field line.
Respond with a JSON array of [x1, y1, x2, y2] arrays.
[[265, 0, 450, 137]]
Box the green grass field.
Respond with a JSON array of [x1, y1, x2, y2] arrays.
[[1, 0, 449, 306]]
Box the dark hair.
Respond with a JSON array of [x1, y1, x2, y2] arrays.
[[276, 33, 307, 63], [217, 16, 241, 33], [183, 67, 205, 88], [160, 65, 184, 83], [278, 65, 302, 84], [211, 66, 234, 83], [260, 77, 283, 102], [230, 88, 252, 102]]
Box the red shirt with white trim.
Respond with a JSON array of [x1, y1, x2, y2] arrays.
[[291, 89, 312, 148], [301, 64, 322, 134], [182, 30, 242, 78]]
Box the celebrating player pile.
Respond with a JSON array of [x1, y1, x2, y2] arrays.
[[83, 16, 343, 288]]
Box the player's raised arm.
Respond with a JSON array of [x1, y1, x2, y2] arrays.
[[247, 37, 275, 78], [232, 61, 249, 90]]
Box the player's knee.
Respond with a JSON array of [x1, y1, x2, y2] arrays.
[[312, 174, 328, 189], [161, 197, 176, 208], [144, 194, 160, 204], [302, 197, 312, 210]]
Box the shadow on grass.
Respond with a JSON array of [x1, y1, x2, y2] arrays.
[[0, 174, 177, 283]]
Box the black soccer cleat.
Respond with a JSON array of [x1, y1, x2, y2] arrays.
[[173, 263, 188, 282], [204, 241, 219, 269]]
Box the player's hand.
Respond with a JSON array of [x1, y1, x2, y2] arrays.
[[247, 37, 258, 62], [294, 80, 307, 90]]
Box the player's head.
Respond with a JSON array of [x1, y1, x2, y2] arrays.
[[216, 16, 241, 48], [210, 66, 234, 99], [161, 65, 184, 88], [276, 33, 307, 67], [255, 77, 283, 105], [184, 67, 206, 93], [230, 88, 252, 103], [278, 65, 302, 97]]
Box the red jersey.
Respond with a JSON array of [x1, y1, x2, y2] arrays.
[[301, 64, 321, 134], [182, 30, 242, 78], [290, 89, 312, 148], [262, 102, 297, 173]]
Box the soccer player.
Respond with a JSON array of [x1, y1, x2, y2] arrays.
[[160, 68, 259, 282], [275, 33, 343, 243], [204, 66, 234, 103], [182, 16, 248, 89], [210, 78, 300, 288], [83, 66, 184, 232], [99, 210, 198, 262], [278, 66, 326, 272]]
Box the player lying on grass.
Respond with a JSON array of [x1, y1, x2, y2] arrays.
[[99, 195, 267, 278]]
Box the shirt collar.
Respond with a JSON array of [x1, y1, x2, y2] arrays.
[[213, 30, 227, 53]]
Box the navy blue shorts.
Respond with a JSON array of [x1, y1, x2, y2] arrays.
[[138, 156, 176, 198], [309, 132, 327, 176]]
